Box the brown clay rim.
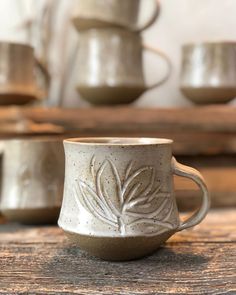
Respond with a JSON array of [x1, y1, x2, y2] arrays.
[[0, 136, 66, 143], [0, 41, 33, 49], [182, 41, 236, 48], [64, 137, 173, 146]]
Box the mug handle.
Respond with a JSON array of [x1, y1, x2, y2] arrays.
[[34, 58, 51, 100], [172, 157, 210, 231], [143, 44, 172, 90], [136, 0, 160, 32]]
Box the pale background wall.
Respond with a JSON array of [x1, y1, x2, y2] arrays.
[[0, 0, 236, 107]]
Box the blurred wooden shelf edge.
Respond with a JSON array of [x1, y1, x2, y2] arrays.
[[0, 105, 235, 209], [0, 105, 236, 155]]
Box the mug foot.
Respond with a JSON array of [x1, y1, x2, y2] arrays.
[[65, 230, 175, 261]]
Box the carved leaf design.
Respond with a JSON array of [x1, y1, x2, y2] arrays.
[[73, 156, 176, 235]]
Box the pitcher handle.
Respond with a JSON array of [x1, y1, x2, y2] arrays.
[[136, 0, 160, 32], [172, 157, 210, 231], [143, 44, 172, 90]]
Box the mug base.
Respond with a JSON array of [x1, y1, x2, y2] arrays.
[[1, 207, 61, 225], [77, 85, 145, 105], [73, 17, 127, 31], [65, 230, 175, 261], [0, 93, 37, 105], [181, 86, 236, 104]]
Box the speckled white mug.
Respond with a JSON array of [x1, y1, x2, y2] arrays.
[[58, 138, 210, 261]]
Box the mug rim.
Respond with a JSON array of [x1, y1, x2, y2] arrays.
[[182, 40, 236, 48], [64, 137, 173, 146], [0, 41, 33, 50], [0, 136, 65, 143]]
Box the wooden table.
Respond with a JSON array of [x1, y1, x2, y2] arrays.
[[0, 209, 235, 294]]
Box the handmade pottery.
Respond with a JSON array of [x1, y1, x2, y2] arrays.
[[76, 28, 171, 105], [72, 0, 160, 32], [58, 137, 210, 261], [0, 138, 65, 224], [180, 42, 236, 104], [0, 42, 49, 105]]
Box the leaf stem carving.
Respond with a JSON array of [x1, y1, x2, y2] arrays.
[[73, 156, 176, 235]]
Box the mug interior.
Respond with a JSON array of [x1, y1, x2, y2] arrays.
[[64, 137, 173, 145]]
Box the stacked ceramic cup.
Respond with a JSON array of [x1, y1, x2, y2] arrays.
[[72, 0, 172, 105], [0, 42, 50, 105]]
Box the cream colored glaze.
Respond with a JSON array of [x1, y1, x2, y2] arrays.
[[180, 42, 236, 104], [0, 138, 65, 224], [58, 137, 210, 260], [72, 0, 160, 32]]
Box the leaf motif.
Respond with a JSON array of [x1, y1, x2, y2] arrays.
[[73, 156, 176, 235], [102, 185, 122, 218], [122, 166, 153, 203], [107, 159, 123, 205], [125, 184, 163, 210], [95, 160, 116, 217], [124, 161, 133, 182], [76, 180, 117, 227], [126, 198, 169, 219]]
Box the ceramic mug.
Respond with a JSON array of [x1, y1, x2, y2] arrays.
[[72, 0, 160, 32], [180, 42, 236, 104], [0, 138, 64, 224], [76, 28, 171, 105], [0, 42, 50, 105], [58, 137, 210, 261]]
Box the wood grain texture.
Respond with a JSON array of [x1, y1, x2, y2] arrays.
[[0, 106, 236, 155], [0, 210, 235, 294]]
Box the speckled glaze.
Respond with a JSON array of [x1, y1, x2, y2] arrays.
[[76, 28, 171, 105], [0, 42, 49, 105], [180, 42, 236, 104], [0, 138, 65, 224], [58, 138, 210, 261], [72, 0, 160, 32]]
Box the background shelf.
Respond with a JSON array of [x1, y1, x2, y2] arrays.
[[0, 105, 235, 209]]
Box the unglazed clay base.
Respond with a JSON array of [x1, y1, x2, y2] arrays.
[[77, 86, 145, 105], [73, 17, 124, 31], [65, 230, 174, 261], [2, 208, 61, 225], [0, 93, 37, 105], [181, 87, 236, 104]]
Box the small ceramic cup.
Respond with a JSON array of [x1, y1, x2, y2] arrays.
[[180, 42, 236, 104], [0, 138, 65, 224], [0, 42, 50, 105], [58, 137, 210, 261], [72, 0, 160, 32], [76, 28, 171, 105]]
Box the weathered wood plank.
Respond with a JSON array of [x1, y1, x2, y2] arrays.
[[0, 106, 236, 155], [6, 106, 236, 133], [0, 210, 235, 294], [0, 243, 235, 294]]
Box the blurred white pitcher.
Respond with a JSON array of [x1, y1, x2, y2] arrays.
[[76, 28, 171, 105], [72, 0, 160, 32]]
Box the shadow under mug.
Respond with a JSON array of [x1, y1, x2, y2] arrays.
[[180, 42, 236, 104], [72, 0, 160, 32], [76, 28, 172, 105], [58, 137, 210, 261], [0, 138, 64, 224], [0, 42, 50, 105]]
